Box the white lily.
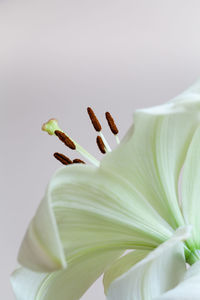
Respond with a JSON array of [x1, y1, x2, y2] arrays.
[[11, 80, 200, 299]]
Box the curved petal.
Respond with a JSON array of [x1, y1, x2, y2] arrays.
[[181, 126, 200, 253], [103, 250, 150, 294], [154, 261, 200, 300], [171, 78, 200, 111], [102, 83, 200, 229], [137, 78, 200, 114], [106, 227, 190, 300], [18, 81, 200, 273], [18, 191, 66, 272], [11, 248, 122, 300], [18, 164, 172, 272]]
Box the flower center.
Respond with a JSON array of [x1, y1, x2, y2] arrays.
[[42, 107, 120, 167]]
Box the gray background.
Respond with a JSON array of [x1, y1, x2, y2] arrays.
[[1, 0, 200, 299]]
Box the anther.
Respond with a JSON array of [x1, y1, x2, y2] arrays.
[[105, 112, 119, 135], [73, 159, 85, 164], [96, 136, 106, 154], [87, 107, 102, 132], [87, 107, 112, 151], [54, 152, 73, 165], [43, 118, 100, 167], [55, 130, 76, 150]]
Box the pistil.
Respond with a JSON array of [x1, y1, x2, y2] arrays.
[[42, 119, 100, 166], [42, 108, 120, 167]]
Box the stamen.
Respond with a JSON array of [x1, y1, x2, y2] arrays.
[[73, 159, 85, 164], [105, 111, 120, 144], [55, 130, 76, 150], [99, 132, 112, 152], [54, 152, 73, 165], [55, 130, 99, 166], [87, 107, 112, 152], [115, 135, 120, 144], [87, 107, 102, 132], [105, 112, 119, 134], [43, 118, 100, 167], [96, 136, 106, 154]]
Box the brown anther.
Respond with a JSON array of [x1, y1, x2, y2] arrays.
[[87, 107, 102, 132], [73, 159, 85, 164], [105, 112, 119, 135], [96, 136, 106, 154], [54, 152, 73, 165], [55, 130, 76, 150]]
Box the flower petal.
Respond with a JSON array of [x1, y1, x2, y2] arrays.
[[18, 191, 66, 272], [181, 125, 200, 252], [171, 78, 200, 111], [138, 79, 200, 115], [102, 82, 200, 229], [18, 164, 172, 272], [11, 249, 121, 300], [105, 227, 190, 300], [154, 261, 200, 300], [103, 250, 150, 294]]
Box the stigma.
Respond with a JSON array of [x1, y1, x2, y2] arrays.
[[42, 108, 120, 167]]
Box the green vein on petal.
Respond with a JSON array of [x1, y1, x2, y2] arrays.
[[182, 126, 200, 252], [18, 164, 173, 272], [106, 227, 190, 300], [11, 248, 122, 300], [102, 110, 200, 230]]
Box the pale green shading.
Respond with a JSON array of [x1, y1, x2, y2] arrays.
[[155, 261, 200, 300], [13, 79, 200, 300], [18, 186, 66, 272], [102, 111, 200, 229], [182, 125, 200, 254], [103, 250, 149, 294], [11, 248, 122, 300], [42, 119, 61, 135], [106, 227, 190, 300], [18, 164, 172, 272]]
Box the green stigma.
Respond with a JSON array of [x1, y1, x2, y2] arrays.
[[42, 119, 61, 135]]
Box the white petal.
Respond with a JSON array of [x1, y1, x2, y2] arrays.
[[102, 95, 200, 229], [18, 164, 172, 272], [106, 227, 191, 300], [11, 249, 121, 300], [181, 126, 200, 254], [137, 79, 200, 115], [171, 78, 200, 111], [154, 261, 200, 300], [18, 191, 66, 272], [11, 268, 46, 300], [18, 81, 200, 273], [103, 250, 150, 294]]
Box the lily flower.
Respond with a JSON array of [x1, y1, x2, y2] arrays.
[[11, 80, 200, 299]]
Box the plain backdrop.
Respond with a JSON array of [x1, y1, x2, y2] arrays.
[[1, 0, 200, 299]]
